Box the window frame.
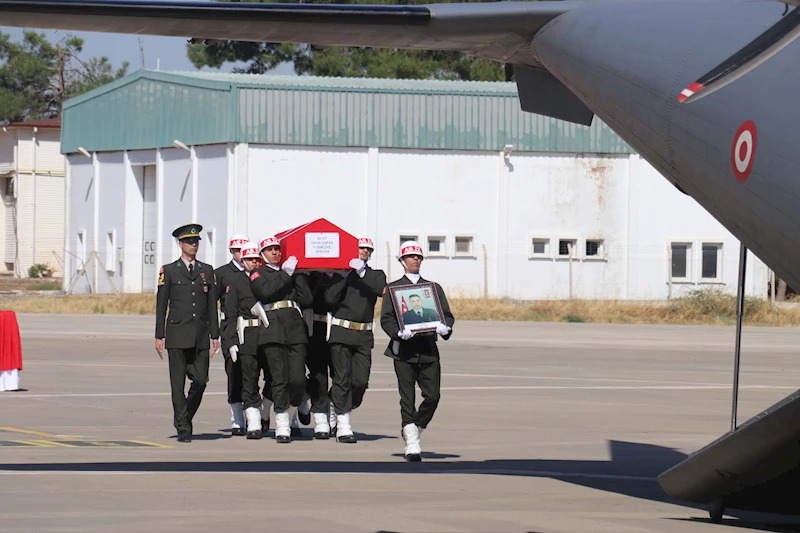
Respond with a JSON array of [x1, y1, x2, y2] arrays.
[[453, 234, 476, 258], [556, 237, 579, 260], [668, 240, 693, 283], [425, 234, 448, 258], [700, 241, 723, 283], [583, 237, 606, 261], [529, 236, 552, 259]]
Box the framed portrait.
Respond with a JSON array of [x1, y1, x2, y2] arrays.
[[388, 282, 445, 333]]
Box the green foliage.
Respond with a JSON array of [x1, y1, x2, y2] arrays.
[[187, 0, 515, 81], [27, 263, 48, 278], [0, 30, 129, 124]]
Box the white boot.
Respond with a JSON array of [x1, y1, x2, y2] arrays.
[[336, 412, 357, 443], [275, 411, 291, 443], [245, 407, 262, 439], [402, 423, 421, 461], [230, 402, 246, 436], [313, 412, 330, 439]]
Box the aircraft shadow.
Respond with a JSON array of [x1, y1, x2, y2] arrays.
[[2, 440, 798, 530]]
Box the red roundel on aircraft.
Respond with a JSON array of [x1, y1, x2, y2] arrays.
[[731, 120, 757, 182]]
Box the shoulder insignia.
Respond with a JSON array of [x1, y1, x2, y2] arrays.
[[176, 261, 181, 267], [158, 271, 165, 286], [250, 271, 260, 281], [159, 266, 164, 274], [198, 263, 203, 269]]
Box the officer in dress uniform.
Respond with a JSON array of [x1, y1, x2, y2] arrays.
[[249, 236, 313, 443], [214, 232, 250, 436], [155, 224, 220, 443], [223, 241, 273, 440], [380, 240, 454, 461], [324, 236, 387, 443]]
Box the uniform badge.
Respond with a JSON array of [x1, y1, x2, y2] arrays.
[[250, 271, 260, 281], [158, 266, 165, 286], [200, 272, 205, 279], [204, 285, 209, 293], [226, 286, 230, 293]]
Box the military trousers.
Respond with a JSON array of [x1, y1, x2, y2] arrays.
[[306, 332, 332, 413], [240, 349, 273, 411], [167, 348, 209, 433], [264, 343, 307, 413], [330, 343, 372, 415], [393, 358, 441, 429], [223, 351, 243, 405]]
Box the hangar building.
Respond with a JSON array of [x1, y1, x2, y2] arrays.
[[59, 69, 770, 299]]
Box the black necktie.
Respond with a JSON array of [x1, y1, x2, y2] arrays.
[[189, 263, 194, 275]]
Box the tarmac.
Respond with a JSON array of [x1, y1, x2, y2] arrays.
[[2, 314, 800, 532]]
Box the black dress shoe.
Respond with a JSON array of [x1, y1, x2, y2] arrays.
[[246, 429, 262, 440], [314, 431, 330, 440], [337, 434, 357, 444], [276, 435, 291, 444], [177, 431, 192, 443], [231, 427, 246, 436], [404, 453, 421, 462]]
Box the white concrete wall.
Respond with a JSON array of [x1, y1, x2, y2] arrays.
[[65, 143, 773, 299], [95, 153, 126, 293], [65, 156, 96, 293]]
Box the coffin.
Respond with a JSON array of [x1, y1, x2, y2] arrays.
[[275, 218, 359, 270]]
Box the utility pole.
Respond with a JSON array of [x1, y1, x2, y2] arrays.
[[138, 38, 146, 69]]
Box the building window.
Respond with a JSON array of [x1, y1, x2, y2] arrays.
[[558, 239, 577, 258], [3, 176, 12, 197], [585, 239, 605, 260], [427, 236, 446, 257], [530, 238, 550, 258], [106, 231, 116, 272], [454, 236, 474, 256], [399, 235, 418, 251], [670, 242, 691, 281], [701, 243, 722, 281]]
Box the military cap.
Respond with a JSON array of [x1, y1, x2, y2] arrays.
[[173, 224, 203, 241]]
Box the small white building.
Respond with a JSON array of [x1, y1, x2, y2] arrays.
[[0, 118, 66, 278], [59, 70, 770, 299]]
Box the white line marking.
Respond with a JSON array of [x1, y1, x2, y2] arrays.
[[1, 384, 795, 399], [373, 370, 728, 386], [0, 469, 655, 481]]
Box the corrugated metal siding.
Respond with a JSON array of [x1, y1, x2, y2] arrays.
[[35, 130, 66, 174], [62, 70, 633, 154], [61, 76, 234, 154], [15, 174, 32, 275], [17, 131, 33, 172], [34, 174, 65, 275], [0, 137, 13, 172]]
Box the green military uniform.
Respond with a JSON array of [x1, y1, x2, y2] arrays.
[[249, 263, 313, 442], [380, 275, 454, 431], [325, 265, 386, 419], [155, 224, 219, 441]]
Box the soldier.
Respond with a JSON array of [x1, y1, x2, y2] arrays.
[[155, 224, 220, 443], [223, 241, 273, 439], [324, 236, 386, 443], [214, 232, 249, 436], [380, 240, 454, 461], [249, 235, 313, 443]]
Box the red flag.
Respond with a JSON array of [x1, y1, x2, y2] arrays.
[[401, 296, 408, 314]]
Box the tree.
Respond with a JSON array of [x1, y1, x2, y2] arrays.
[[187, 0, 514, 82], [0, 30, 129, 124]]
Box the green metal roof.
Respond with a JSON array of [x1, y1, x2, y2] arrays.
[[60, 69, 634, 154]]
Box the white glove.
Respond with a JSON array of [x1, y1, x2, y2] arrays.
[[282, 256, 298, 276], [349, 258, 366, 277], [229, 345, 238, 363], [436, 323, 451, 337], [399, 327, 415, 340]]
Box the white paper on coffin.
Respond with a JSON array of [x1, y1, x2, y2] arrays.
[[305, 232, 340, 258]]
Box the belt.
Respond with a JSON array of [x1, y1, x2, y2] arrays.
[[313, 314, 327, 323], [331, 317, 373, 331], [241, 318, 259, 328], [266, 300, 300, 312]]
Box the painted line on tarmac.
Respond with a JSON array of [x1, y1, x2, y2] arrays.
[[1, 384, 796, 400], [0, 469, 655, 481], [0, 427, 171, 448]]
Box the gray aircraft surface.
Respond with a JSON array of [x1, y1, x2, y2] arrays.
[[2, 0, 800, 523]]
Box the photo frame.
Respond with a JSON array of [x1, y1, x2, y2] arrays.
[[388, 282, 445, 333]]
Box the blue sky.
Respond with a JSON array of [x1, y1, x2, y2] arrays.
[[0, 25, 296, 76]]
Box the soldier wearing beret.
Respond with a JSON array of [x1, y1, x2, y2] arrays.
[[155, 224, 220, 443]]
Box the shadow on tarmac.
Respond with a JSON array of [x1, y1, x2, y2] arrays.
[[2, 440, 799, 531]]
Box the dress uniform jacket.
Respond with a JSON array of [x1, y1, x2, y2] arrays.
[[214, 260, 245, 353], [249, 266, 313, 345], [325, 267, 387, 348], [156, 259, 219, 350], [223, 271, 261, 356], [379, 275, 454, 363]]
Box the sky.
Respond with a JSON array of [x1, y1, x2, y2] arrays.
[[0, 23, 296, 77]]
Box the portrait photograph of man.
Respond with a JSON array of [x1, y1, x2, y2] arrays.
[[390, 283, 445, 332]]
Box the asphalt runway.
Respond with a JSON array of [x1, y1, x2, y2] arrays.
[[2, 314, 800, 532]]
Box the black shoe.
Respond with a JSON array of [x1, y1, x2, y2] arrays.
[[314, 431, 330, 440], [276, 435, 291, 444], [337, 434, 357, 444], [246, 429, 262, 440], [177, 431, 192, 443], [298, 409, 311, 426], [404, 453, 422, 462], [231, 427, 246, 437]]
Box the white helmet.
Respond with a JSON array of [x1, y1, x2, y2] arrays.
[[228, 233, 249, 250], [357, 236, 374, 250], [398, 240, 424, 261], [259, 235, 280, 251], [240, 241, 260, 259]]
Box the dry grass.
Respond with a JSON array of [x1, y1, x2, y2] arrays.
[[2, 288, 800, 326]]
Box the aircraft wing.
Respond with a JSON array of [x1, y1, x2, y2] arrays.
[[0, 0, 582, 67]]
